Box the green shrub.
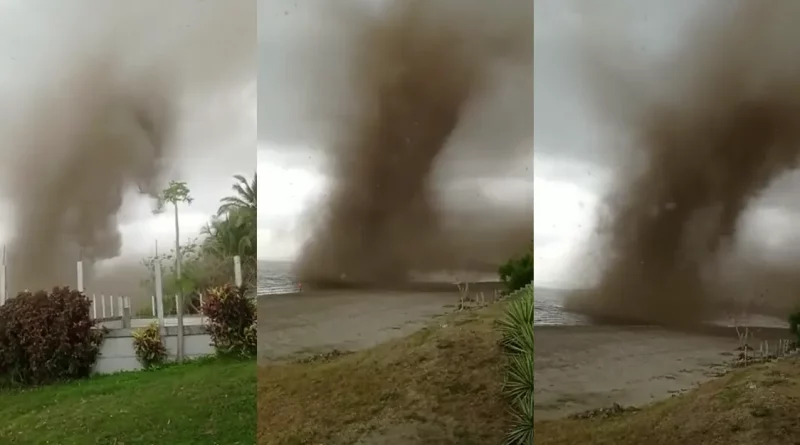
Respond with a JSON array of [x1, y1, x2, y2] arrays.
[[135, 306, 154, 318], [790, 311, 800, 344], [498, 246, 533, 293], [201, 284, 256, 357], [0, 287, 104, 386], [499, 285, 534, 445], [132, 322, 168, 369]]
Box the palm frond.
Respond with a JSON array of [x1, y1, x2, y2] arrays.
[[503, 394, 533, 445], [497, 283, 534, 444], [503, 351, 534, 403]]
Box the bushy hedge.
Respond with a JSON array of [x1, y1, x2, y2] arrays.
[[498, 246, 533, 293], [132, 322, 168, 369], [0, 287, 104, 386], [498, 284, 534, 445], [201, 284, 256, 357]]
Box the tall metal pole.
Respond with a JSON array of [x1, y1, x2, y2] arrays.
[[173, 203, 184, 361], [0, 245, 6, 305], [154, 240, 165, 336], [76, 248, 84, 293], [173, 203, 182, 303]]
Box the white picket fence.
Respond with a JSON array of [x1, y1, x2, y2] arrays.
[[90, 294, 132, 319], [87, 293, 203, 318], [0, 254, 245, 318], [0, 253, 244, 362], [144, 293, 205, 317]]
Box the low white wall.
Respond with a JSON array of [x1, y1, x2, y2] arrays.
[[129, 315, 206, 328], [95, 315, 206, 330], [94, 325, 214, 374]]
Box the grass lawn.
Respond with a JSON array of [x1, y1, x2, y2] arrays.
[[0, 356, 255, 445], [535, 357, 800, 445], [258, 303, 510, 445]]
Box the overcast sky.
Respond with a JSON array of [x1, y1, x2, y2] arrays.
[[534, 0, 800, 288], [0, 1, 256, 263], [257, 0, 385, 261], [258, 0, 331, 261]]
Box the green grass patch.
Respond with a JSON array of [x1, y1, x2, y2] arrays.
[[0, 356, 255, 445]]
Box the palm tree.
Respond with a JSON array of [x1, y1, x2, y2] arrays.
[[192, 173, 258, 288], [217, 173, 256, 217], [199, 212, 257, 287], [200, 212, 255, 259]]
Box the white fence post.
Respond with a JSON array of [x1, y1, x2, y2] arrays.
[[117, 296, 123, 316], [154, 261, 165, 331], [151, 295, 156, 317], [176, 294, 184, 361], [122, 297, 131, 328], [101, 294, 107, 318], [233, 255, 242, 287], [76, 260, 84, 293], [0, 245, 6, 306], [110, 295, 114, 318], [92, 294, 97, 319], [199, 292, 204, 322]]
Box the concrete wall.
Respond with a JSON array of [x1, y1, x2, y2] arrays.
[[94, 325, 214, 374], [96, 315, 206, 330]]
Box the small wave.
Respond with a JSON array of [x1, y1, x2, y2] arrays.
[[258, 261, 296, 296]]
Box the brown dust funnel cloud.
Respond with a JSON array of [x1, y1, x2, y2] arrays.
[[3, 59, 175, 292], [0, 2, 254, 294], [294, 0, 533, 288], [566, 1, 800, 326]]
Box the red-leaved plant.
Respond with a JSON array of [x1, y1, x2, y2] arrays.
[[0, 287, 105, 386], [201, 284, 256, 357]]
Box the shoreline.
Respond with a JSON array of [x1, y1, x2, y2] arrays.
[[257, 284, 505, 365], [534, 322, 789, 337], [534, 323, 794, 420]]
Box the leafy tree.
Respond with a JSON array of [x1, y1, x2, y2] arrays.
[[206, 173, 257, 288], [790, 311, 800, 344], [140, 239, 243, 314], [140, 175, 257, 311], [201, 211, 255, 258], [498, 244, 533, 292]]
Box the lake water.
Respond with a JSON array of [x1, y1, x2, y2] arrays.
[[256, 261, 499, 296], [532, 286, 788, 328], [534, 287, 590, 326], [255, 269, 587, 324], [257, 260, 296, 295]]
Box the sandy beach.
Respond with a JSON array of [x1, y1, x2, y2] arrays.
[[257, 282, 504, 364], [534, 324, 791, 420]]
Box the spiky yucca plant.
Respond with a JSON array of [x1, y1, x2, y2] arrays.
[[499, 284, 534, 445]]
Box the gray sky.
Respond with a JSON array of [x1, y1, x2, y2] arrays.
[[534, 0, 800, 288], [0, 0, 255, 262], [258, 0, 332, 260], [257, 0, 387, 260]]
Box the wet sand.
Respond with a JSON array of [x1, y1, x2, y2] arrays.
[[534, 324, 791, 420], [257, 283, 503, 364]]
